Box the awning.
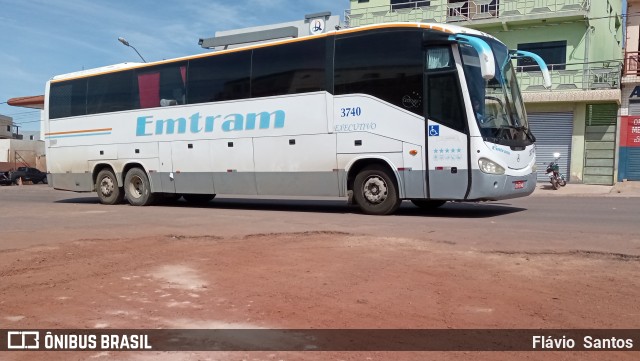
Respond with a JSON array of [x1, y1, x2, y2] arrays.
[[7, 95, 45, 109]]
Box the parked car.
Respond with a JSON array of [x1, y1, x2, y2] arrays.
[[4, 167, 48, 185], [0, 172, 11, 186]]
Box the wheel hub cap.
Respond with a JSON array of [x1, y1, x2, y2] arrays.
[[100, 178, 114, 197], [129, 176, 143, 199], [363, 176, 388, 204]]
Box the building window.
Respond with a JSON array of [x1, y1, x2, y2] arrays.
[[392, 0, 430, 10], [448, 0, 469, 18], [6, 126, 10, 132], [517, 41, 567, 71], [358, 0, 369, 3]]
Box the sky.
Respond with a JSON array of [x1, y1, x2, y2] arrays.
[[0, 0, 347, 131]]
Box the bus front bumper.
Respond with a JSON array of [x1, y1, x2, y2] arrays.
[[466, 171, 537, 201]]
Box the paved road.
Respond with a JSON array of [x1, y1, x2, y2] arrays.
[[1, 185, 638, 361], [1, 185, 638, 256]]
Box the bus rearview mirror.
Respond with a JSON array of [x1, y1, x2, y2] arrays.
[[450, 34, 496, 81]]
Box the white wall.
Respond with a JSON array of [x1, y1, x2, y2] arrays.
[[627, 0, 640, 54], [0, 139, 46, 170]]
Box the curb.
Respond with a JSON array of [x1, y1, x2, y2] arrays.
[[532, 182, 640, 197]]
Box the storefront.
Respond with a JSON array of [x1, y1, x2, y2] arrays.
[[619, 116, 640, 180], [527, 112, 574, 182]]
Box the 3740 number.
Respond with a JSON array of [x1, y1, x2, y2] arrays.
[[340, 107, 362, 117]]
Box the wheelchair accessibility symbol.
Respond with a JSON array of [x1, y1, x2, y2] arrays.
[[428, 125, 440, 137]]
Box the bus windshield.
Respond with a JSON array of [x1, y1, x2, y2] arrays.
[[461, 38, 533, 147]]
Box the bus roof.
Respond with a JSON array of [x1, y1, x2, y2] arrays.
[[51, 22, 496, 83]]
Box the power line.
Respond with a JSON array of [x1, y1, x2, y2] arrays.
[[9, 112, 40, 118], [12, 118, 41, 122], [13, 120, 41, 125], [4, 110, 40, 115], [2, 110, 40, 117], [11, 112, 40, 117]]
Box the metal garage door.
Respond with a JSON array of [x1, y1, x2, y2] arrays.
[[584, 104, 617, 185], [626, 148, 640, 180], [528, 112, 573, 182]]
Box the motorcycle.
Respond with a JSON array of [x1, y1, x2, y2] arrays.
[[546, 152, 567, 190]]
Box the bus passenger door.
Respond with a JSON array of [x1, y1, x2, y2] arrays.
[[424, 46, 469, 200], [158, 142, 175, 193]]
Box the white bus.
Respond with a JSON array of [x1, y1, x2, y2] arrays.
[[44, 23, 550, 215]]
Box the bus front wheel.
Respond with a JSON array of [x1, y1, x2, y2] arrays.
[[96, 169, 124, 205], [353, 166, 401, 215], [124, 168, 155, 206]]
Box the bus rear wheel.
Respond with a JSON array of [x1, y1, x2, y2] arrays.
[[353, 166, 401, 215], [96, 169, 124, 205], [124, 167, 155, 206], [411, 200, 446, 209]]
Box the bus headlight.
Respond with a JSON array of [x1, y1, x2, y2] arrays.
[[478, 158, 505, 175]]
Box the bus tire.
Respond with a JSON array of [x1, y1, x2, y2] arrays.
[[96, 169, 124, 205], [124, 167, 155, 206], [411, 199, 446, 209], [183, 194, 215, 204], [353, 166, 401, 215]]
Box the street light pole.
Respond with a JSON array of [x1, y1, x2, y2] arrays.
[[118, 37, 147, 63]]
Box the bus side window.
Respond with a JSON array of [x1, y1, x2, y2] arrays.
[[187, 51, 251, 104], [424, 46, 465, 133], [251, 38, 326, 98], [49, 78, 88, 119], [426, 73, 465, 132], [136, 63, 186, 109], [335, 30, 423, 116], [86, 71, 134, 114], [426, 47, 453, 70]]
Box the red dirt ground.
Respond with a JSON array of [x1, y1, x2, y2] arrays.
[[1, 231, 638, 360]]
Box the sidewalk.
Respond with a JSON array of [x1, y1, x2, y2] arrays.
[[532, 181, 640, 197]]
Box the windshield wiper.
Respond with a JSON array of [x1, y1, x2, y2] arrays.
[[499, 125, 536, 142]]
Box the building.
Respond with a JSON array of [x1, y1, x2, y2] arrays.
[[347, 0, 624, 184], [2, 102, 46, 171], [200, 12, 340, 50], [620, 0, 640, 180], [0, 114, 13, 139], [0, 114, 45, 171], [0, 138, 46, 172]]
